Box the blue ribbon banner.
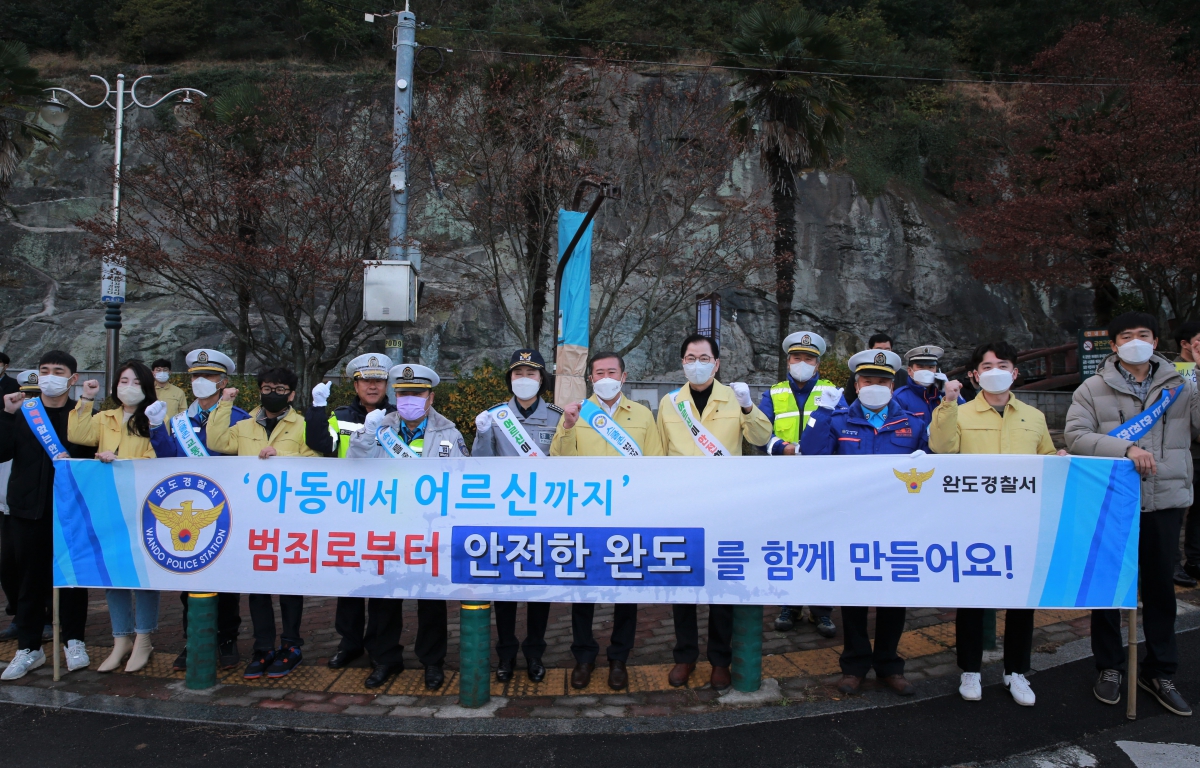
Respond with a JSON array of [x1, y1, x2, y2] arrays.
[[22, 397, 70, 459], [52, 454, 1140, 609], [556, 210, 593, 348], [579, 399, 642, 457], [1107, 384, 1185, 442]]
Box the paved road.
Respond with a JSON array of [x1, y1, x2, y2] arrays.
[[1, 630, 1196, 768]]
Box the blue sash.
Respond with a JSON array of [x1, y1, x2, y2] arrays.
[[579, 399, 642, 457], [377, 426, 420, 458], [1108, 384, 1185, 442], [21, 398, 70, 459], [171, 411, 211, 457]]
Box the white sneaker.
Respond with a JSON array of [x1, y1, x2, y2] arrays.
[[1, 648, 47, 681], [959, 672, 982, 701], [65, 640, 89, 672], [1006, 672, 1036, 706]]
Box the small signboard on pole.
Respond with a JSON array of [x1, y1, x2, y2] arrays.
[[101, 258, 127, 304], [1077, 328, 1111, 379]]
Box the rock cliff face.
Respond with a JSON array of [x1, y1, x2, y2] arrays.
[[0, 75, 1091, 381]]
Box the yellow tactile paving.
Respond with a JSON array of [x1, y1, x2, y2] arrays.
[[502, 667, 567, 698], [1035, 609, 1089, 627], [897, 631, 946, 659], [915, 622, 957, 647], [762, 653, 802, 678], [783, 647, 842, 676]]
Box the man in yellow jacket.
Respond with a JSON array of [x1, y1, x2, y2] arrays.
[[552, 350, 663, 691], [929, 341, 1065, 708], [205, 367, 318, 682], [151, 358, 189, 420], [656, 333, 772, 691]]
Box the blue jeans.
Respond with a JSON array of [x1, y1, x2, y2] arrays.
[[106, 589, 160, 637]]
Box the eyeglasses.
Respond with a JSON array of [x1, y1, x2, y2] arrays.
[[683, 356, 714, 365], [260, 386, 292, 395]]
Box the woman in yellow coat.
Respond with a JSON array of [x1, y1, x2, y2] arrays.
[[68, 360, 160, 674]]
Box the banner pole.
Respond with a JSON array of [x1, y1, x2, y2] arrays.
[[52, 588, 60, 681], [185, 593, 219, 689], [459, 601, 492, 707], [1126, 607, 1137, 720], [731, 605, 763, 692]]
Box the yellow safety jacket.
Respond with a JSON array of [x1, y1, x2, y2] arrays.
[[769, 378, 837, 444]]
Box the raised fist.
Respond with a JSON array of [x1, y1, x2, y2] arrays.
[[3, 392, 23, 414], [221, 388, 239, 402], [144, 400, 168, 428], [943, 379, 964, 402], [730, 382, 753, 409], [311, 381, 331, 408], [475, 410, 493, 434], [81, 379, 101, 399], [562, 401, 582, 430], [816, 387, 844, 410]]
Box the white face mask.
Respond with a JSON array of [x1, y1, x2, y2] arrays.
[[1116, 338, 1154, 365], [117, 385, 146, 407], [857, 384, 892, 409], [978, 368, 1015, 394], [192, 377, 219, 399], [592, 377, 623, 401], [789, 362, 816, 383], [683, 361, 716, 387], [154, 371, 170, 384], [912, 369, 937, 387], [511, 376, 541, 401], [38, 374, 70, 398]]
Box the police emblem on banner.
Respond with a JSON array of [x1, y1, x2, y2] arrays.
[[141, 473, 231, 573], [893, 467, 935, 493], [495, 409, 509, 420], [592, 414, 608, 429]]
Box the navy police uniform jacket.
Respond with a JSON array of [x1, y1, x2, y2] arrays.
[[799, 400, 930, 456], [891, 383, 965, 428]]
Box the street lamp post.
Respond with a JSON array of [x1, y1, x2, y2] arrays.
[[41, 74, 206, 393]]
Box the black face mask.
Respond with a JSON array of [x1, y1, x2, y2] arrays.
[[260, 392, 290, 413]]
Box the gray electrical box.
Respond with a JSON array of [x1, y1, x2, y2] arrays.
[[363, 260, 417, 323]]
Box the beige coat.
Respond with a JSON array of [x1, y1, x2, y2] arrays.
[[1065, 354, 1200, 512], [656, 381, 772, 457], [551, 395, 664, 457], [67, 403, 157, 459]]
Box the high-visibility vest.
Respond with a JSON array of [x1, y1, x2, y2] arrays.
[[327, 413, 423, 457], [769, 379, 837, 444]]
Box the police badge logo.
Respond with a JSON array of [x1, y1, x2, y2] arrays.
[[520, 352, 532, 361], [29, 373, 37, 383], [874, 352, 887, 365], [142, 473, 231, 573], [893, 467, 935, 494], [368, 356, 379, 366], [800, 334, 811, 346], [197, 351, 209, 363], [593, 414, 608, 429], [403, 366, 414, 379]]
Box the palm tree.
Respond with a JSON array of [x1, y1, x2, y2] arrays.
[[719, 7, 854, 379], [0, 41, 56, 193]]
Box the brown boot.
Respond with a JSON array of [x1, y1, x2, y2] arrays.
[[668, 662, 695, 687], [880, 674, 915, 696], [608, 660, 628, 690], [571, 662, 595, 689], [836, 674, 863, 694], [710, 665, 732, 691]]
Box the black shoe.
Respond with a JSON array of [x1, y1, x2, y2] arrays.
[[527, 657, 546, 683], [424, 664, 445, 690], [1186, 562, 1200, 582], [327, 648, 363, 669], [244, 649, 276, 680], [172, 649, 188, 672], [1139, 676, 1193, 716], [813, 615, 837, 638], [1174, 568, 1198, 588], [219, 640, 240, 670], [1094, 669, 1121, 705], [365, 662, 403, 689], [774, 607, 795, 632], [495, 657, 515, 683], [266, 644, 302, 678], [0, 622, 18, 641]]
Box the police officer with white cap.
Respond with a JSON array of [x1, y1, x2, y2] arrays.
[[145, 349, 250, 673], [304, 354, 402, 684], [893, 345, 964, 428], [472, 348, 562, 683], [344, 363, 466, 690], [801, 348, 927, 698], [14, 371, 40, 397], [757, 331, 843, 638]]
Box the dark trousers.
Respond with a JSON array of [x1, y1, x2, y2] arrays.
[[571, 603, 637, 664], [673, 604, 733, 667], [334, 596, 446, 667], [1, 514, 16, 617], [1093, 508, 1184, 678], [495, 601, 550, 663], [1182, 460, 1200, 567], [248, 594, 304, 652], [840, 606, 906, 677], [3, 513, 87, 650], [181, 591, 241, 645], [956, 608, 1034, 674]]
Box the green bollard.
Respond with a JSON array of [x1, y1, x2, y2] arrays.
[[458, 601, 492, 707], [731, 605, 763, 692], [185, 593, 219, 690], [982, 609, 997, 651]]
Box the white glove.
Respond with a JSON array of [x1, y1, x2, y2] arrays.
[[311, 381, 331, 408], [816, 387, 844, 410], [934, 372, 948, 389], [910, 449, 927, 457], [475, 410, 493, 433], [731, 382, 753, 409], [145, 400, 168, 428], [363, 408, 386, 435]]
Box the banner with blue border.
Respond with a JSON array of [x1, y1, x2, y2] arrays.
[[52, 454, 1139, 608]]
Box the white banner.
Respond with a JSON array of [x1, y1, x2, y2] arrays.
[[53, 454, 1141, 608]]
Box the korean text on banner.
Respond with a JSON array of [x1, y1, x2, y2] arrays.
[[52, 454, 1140, 609]]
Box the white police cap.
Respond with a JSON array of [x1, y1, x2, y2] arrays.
[[849, 349, 903, 377], [346, 353, 393, 381], [903, 345, 945, 366], [389, 363, 440, 391], [16, 369, 39, 392], [783, 331, 826, 357], [185, 349, 236, 375]]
